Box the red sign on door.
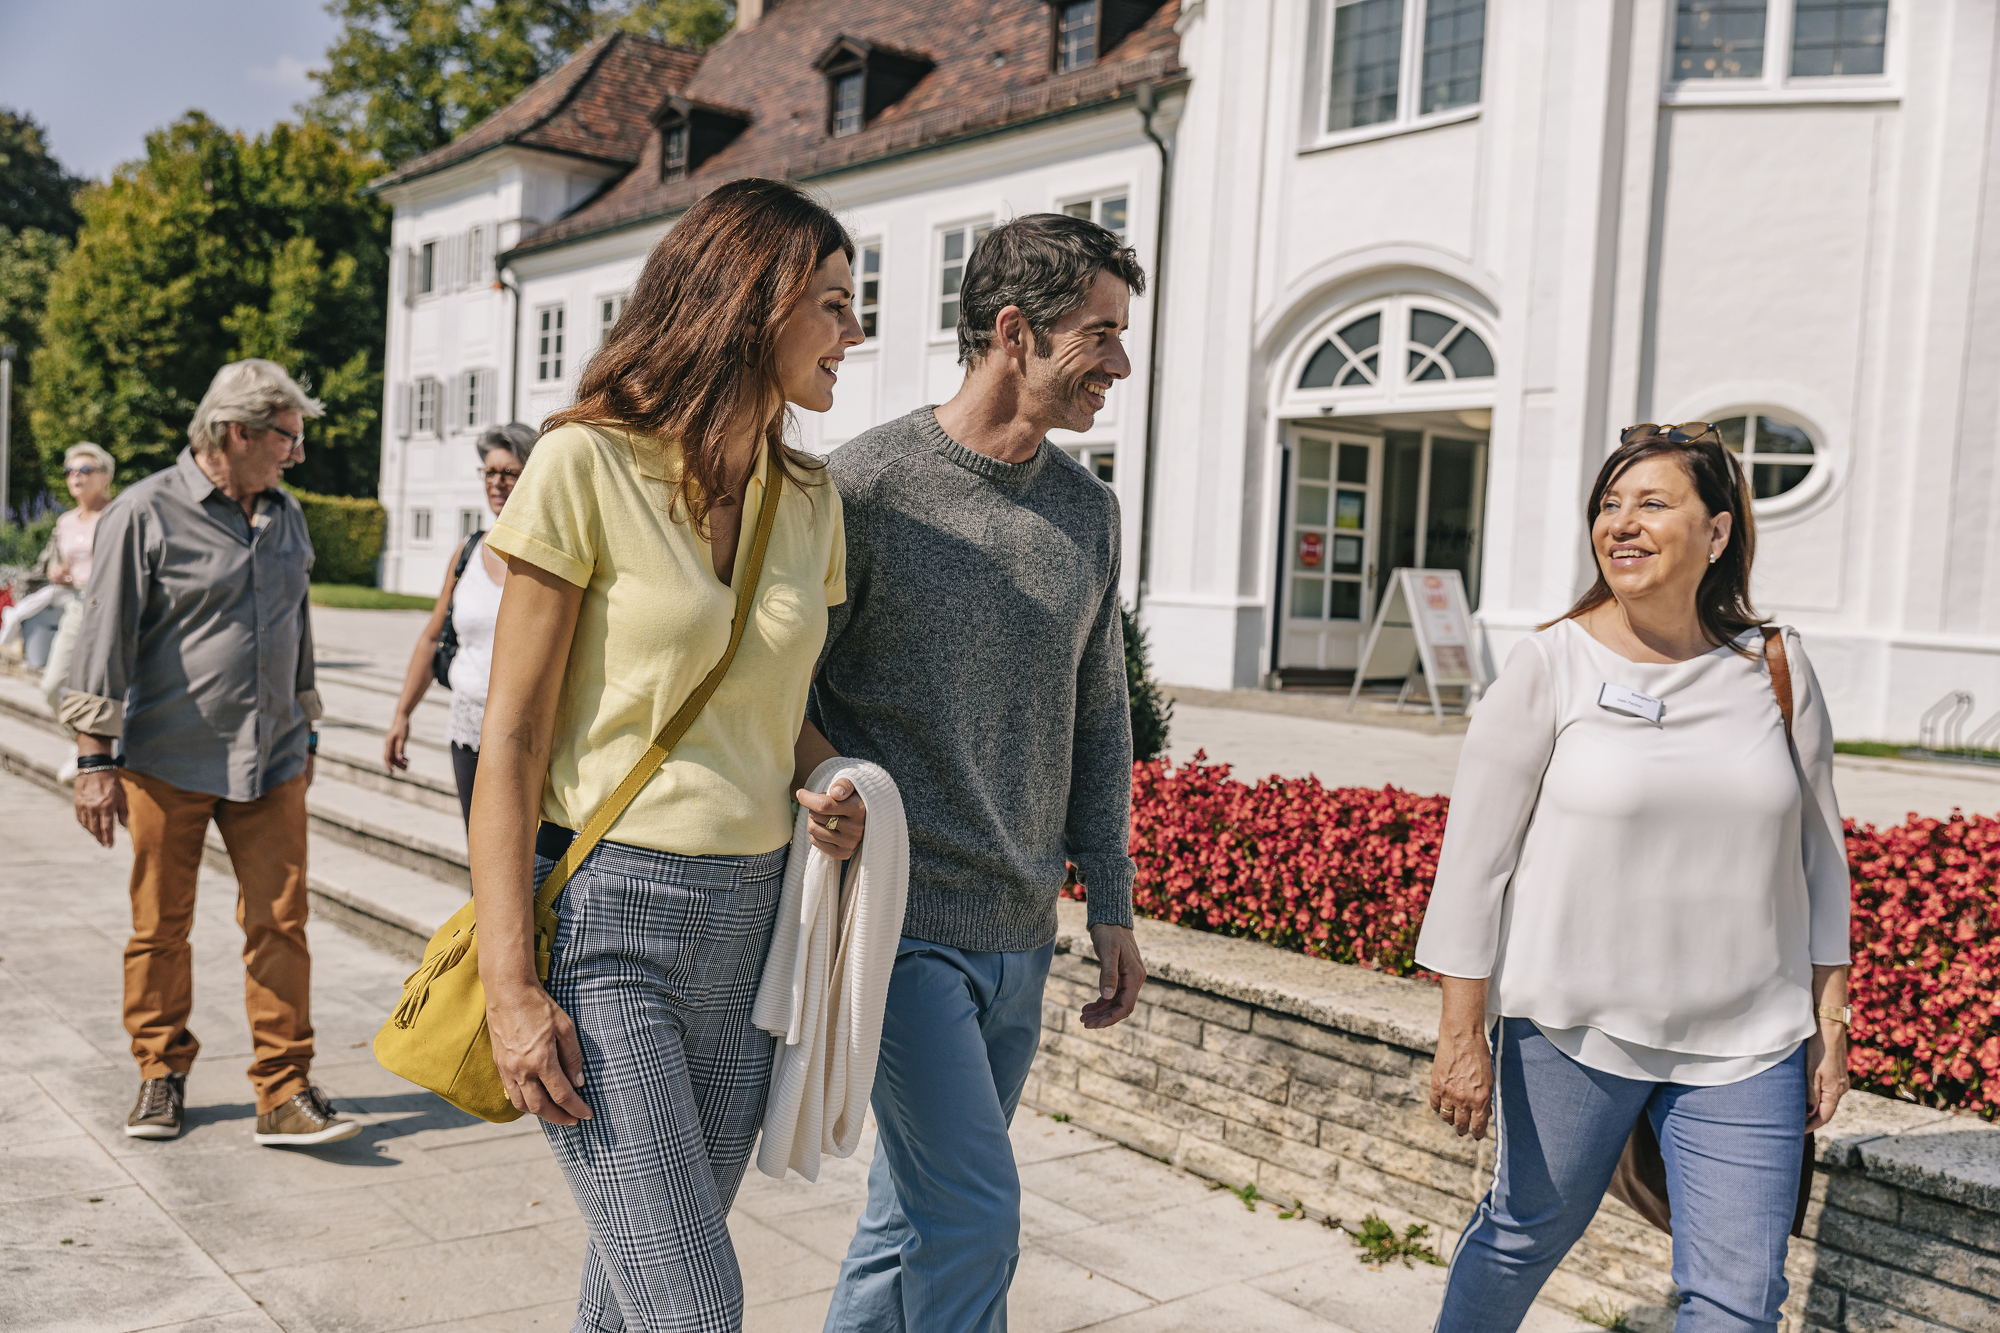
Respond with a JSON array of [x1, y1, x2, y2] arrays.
[[1298, 533, 1324, 568]]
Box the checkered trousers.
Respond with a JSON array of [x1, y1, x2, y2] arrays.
[[534, 839, 787, 1333]]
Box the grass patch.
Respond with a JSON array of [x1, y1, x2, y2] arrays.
[[1048, 1112, 1072, 1123], [310, 584, 436, 611], [1835, 741, 1907, 759], [1576, 1298, 1632, 1329], [1350, 1213, 1443, 1267], [1231, 1182, 1260, 1212]]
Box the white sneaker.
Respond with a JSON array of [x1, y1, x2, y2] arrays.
[[56, 749, 79, 784]]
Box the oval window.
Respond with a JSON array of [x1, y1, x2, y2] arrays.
[[1406, 309, 1493, 382], [1717, 414, 1816, 500], [1298, 313, 1382, 389]]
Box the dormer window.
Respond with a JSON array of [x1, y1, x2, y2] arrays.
[[1048, 0, 1163, 74], [833, 72, 865, 137], [814, 36, 934, 139], [650, 96, 751, 183], [1057, 1, 1098, 70], [662, 124, 689, 180]]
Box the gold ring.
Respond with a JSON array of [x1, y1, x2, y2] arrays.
[[824, 815, 842, 833]]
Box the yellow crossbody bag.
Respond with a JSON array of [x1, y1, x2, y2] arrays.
[[373, 461, 784, 1122]]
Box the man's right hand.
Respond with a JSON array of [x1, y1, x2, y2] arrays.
[[485, 977, 594, 1126], [74, 770, 128, 848]]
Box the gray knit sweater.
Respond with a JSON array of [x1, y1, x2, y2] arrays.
[[812, 406, 1135, 952]]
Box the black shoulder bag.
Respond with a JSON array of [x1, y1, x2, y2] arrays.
[[431, 530, 485, 689]]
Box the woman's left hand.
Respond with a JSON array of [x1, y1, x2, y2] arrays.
[[1804, 1018, 1851, 1133], [798, 777, 866, 860]]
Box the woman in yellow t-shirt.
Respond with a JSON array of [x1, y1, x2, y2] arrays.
[[470, 179, 866, 1330]]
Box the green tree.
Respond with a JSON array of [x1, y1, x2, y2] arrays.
[[307, 0, 733, 167], [29, 114, 389, 497], [0, 109, 83, 238], [1123, 603, 1173, 763]]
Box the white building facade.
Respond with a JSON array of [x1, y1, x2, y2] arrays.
[[375, 0, 2000, 742]]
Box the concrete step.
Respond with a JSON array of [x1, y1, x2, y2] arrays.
[[0, 711, 457, 959], [305, 773, 469, 889]]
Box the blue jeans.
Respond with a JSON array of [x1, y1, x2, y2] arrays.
[[823, 938, 1055, 1333], [1437, 1018, 1808, 1333]]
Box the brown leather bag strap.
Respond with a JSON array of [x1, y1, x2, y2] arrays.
[[1761, 626, 1794, 741]]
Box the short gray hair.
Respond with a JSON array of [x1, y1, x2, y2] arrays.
[[64, 441, 115, 476], [477, 422, 538, 466], [187, 359, 325, 454]]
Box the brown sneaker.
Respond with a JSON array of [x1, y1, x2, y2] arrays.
[[253, 1087, 360, 1147], [125, 1072, 186, 1139]]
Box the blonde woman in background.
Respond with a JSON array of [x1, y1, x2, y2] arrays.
[[40, 441, 117, 782]]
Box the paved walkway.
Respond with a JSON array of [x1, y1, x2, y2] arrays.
[[1, 765, 1599, 1333]]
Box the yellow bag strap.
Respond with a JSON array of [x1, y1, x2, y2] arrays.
[[533, 449, 785, 913]]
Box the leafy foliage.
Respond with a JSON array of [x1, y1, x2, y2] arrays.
[[307, 0, 733, 167], [28, 114, 388, 497], [291, 487, 388, 584], [1846, 811, 2000, 1115], [0, 109, 83, 238], [1067, 754, 2000, 1118], [0, 226, 69, 516], [1122, 603, 1172, 763], [1349, 1214, 1442, 1267]]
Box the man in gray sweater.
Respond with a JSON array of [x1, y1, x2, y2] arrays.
[[814, 214, 1146, 1333]]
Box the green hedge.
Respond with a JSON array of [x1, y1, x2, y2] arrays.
[[291, 488, 385, 586]]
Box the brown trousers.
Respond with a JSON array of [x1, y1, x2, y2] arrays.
[[122, 768, 314, 1113]]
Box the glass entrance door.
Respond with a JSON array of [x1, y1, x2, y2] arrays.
[[1375, 429, 1488, 611], [1279, 430, 1378, 670]]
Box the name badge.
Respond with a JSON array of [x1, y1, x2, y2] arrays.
[[1598, 682, 1664, 724]]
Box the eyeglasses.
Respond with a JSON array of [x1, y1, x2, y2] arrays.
[[265, 426, 305, 449], [64, 465, 104, 477], [1620, 421, 1720, 446], [482, 467, 522, 484]]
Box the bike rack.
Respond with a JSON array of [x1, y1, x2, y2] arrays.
[[1917, 691, 1975, 752], [1964, 708, 2000, 756]]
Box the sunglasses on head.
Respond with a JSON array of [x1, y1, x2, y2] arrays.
[[1620, 421, 1721, 446]]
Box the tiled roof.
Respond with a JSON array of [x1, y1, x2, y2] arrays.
[[507, 0, 1182, 257], [370, 31, 704, 190]]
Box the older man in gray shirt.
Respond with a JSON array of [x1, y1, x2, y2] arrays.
[[64, 358, 357, 1148]]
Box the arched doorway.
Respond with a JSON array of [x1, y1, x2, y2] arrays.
[[1271, 294, 1496, 676]]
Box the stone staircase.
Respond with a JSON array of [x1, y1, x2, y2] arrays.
[[0, 662, 464, 962]]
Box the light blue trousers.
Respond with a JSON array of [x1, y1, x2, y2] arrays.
[[823, 938, 1055, 1333], [1437, 1018, 1809, 1333]]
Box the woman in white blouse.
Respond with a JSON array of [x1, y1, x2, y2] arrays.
[[384, 423, 535, 823], [1417, 425, 1851, 1332]]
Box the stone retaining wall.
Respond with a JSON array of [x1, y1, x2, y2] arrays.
[[1027, 903, 2000, 1332]]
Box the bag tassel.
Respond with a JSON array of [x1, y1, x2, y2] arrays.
[[391, 931, 473, 1030]]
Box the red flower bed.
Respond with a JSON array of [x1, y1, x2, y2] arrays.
[[1070, 753, 2000, 1117], [1845, 812, 2000, 1115]]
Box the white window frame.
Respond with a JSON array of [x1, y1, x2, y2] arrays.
[[934, 221, 994, 342], [1661, 0, 1898, 106], [465, 225, 489, 289], [856, 242, 882, 342], [413, 376, 441, 437], [596, 292, 628, 347], [1280, 294, 1497, 418], [1695, 405, 1836, 518], [411, 508, 434, 545], [536, 305, 566, 382], [1306, 0, 1487, 153], [1061, 444, 1117, 486], [416, 240, 437, 296], [455, 369, 494, 432], [459, 507, 484, 539], [1055, 0, 1099, 73], [1059, 192, 1130, 238]]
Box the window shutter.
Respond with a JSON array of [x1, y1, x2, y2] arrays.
[[395, 382, 411, 438], [476, 369, 494, 426]]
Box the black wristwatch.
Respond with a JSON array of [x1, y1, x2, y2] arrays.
[[74, 753, 123, 773]]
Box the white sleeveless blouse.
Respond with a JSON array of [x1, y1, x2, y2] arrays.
[[445, 542, 504, 751]]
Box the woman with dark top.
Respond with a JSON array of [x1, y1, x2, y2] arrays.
[[384, 422, 536, 823]]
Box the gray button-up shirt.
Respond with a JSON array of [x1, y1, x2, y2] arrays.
[[60, 448, 323, 800]]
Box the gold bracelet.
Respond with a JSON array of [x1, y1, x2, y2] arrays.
[[1816, 1004, 1851, 1027]]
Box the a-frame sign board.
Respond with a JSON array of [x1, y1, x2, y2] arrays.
[[1345, 568, 1486, 723]]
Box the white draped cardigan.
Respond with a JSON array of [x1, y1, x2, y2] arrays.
[[753, 757, 909, 1180]]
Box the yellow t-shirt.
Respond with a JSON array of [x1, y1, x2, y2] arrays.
[[484, 423, 845, 856]]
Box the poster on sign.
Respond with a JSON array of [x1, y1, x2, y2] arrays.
[[1345, 568, 1485, 722], [1297, 533, 1324, 569]]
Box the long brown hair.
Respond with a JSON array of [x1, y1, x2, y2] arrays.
[[545, 178, 853, 535], [1549, 433, 1766, 654]]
